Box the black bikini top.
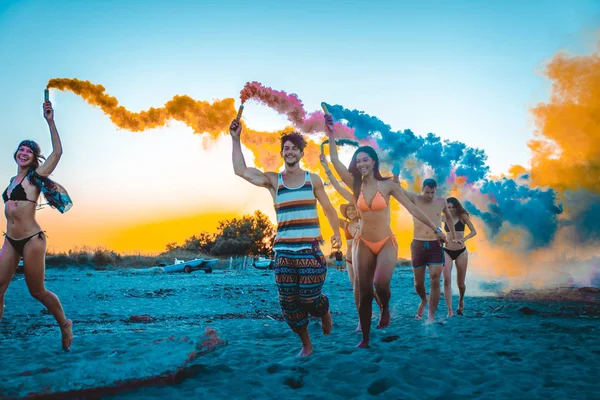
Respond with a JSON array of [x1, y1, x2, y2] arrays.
[[3, 175, 37, 204], [444, 219, 465, 232]]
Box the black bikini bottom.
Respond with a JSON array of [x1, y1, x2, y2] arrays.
[[5, 231, 45, 257], [443, 247, 466, 261]]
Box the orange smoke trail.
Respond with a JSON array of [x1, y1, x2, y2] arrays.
[[47, 78, 235, 140], [528, 46, 600, 192]]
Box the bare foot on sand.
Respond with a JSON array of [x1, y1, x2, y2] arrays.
[[357, 340, 369, 348], [415, 299, 427, 320], [355, 322, 362, 333], [298, 346, 313, 357], [321, 311, 332, 336], [61, 320, 73, 351], [458, 300, 465, 315], [376, 307, 390, 329]]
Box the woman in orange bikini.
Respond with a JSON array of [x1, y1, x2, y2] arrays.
[[324, 115, 446, 348], [320, 153, 373, 332]]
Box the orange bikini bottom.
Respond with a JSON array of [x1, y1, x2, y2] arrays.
[[356, 234, 397, 255]]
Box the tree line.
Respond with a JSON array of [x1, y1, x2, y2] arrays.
[[166, 211, 276, 257]]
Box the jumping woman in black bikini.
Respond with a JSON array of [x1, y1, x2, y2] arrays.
[[442, 197, 477, 317], [0, 98, 73, 350]]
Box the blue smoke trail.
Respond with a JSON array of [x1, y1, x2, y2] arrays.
[[466, 178, 564, 248], [464, 201, 504, 237], [323, 102, 568, 249], [323, 103, 490, 183], [456, 148, 490, 184]]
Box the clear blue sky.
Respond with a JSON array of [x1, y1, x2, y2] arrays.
[[0, 0, 598, 252]]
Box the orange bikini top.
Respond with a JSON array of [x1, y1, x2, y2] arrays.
[[343, 224, 354, 240], [357, 181, 388, 212]]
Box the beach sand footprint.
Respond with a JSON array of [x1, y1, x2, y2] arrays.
[[381, 335, 400, 343], [367, 376, 398, 395]]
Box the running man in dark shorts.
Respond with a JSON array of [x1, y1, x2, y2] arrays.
[[393, 177, 458, 321]]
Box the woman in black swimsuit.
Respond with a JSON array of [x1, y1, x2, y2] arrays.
[[442, 197, 477, 316], [0, 99, 73, 350]]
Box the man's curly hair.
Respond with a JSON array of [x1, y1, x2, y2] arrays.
[[280, 132, 307, 152]]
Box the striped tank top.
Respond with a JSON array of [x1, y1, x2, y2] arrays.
[[273, 171, 323, 252]]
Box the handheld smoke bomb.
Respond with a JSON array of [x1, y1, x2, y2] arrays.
[[44, 88, 51, 117], [320, 139, 328, 154], [321, 102, 330, 114], [236, 105, 244, 120]]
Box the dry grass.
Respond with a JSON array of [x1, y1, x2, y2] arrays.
[[45, 247, 220, 270]]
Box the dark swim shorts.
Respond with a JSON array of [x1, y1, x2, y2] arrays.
[[410, 240, 444, 268]]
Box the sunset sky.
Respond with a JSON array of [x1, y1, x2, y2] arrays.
[[1, 0, 599, 255]]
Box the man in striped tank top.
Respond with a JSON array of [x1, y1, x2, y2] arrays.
[[230, 118, 342, 357]]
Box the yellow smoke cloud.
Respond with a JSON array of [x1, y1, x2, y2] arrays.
[[507, 165, 528, 178], [242, 128, 325, 172], [528, 45, 600, 192]]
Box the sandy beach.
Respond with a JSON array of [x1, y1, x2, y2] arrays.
[[1, 265, 599, 399]]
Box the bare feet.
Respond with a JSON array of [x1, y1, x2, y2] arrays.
[[297, 328, 313, 356], [428, 304, 437, 322], [447, 310, 454, 318], [415, 299, 427, 320], [376, 307, 390, 329], [456, 309, 464, 316], [60, 320, 73, 351], [298, 346, 313, 357], [355, 322, 362, 333], [321, 311, 332, 335], [357, 339, 369, 348]]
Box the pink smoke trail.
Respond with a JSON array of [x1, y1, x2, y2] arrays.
[[240, 81, 356, 139]]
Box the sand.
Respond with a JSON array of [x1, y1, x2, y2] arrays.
[[1, 266, 598, 399]]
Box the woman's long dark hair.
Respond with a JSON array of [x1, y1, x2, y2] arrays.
[[348, 146, 388, 201], [447, 197, 469, 218]]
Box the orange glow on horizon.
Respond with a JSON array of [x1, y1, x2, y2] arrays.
[[42, 210, 244, 255]]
